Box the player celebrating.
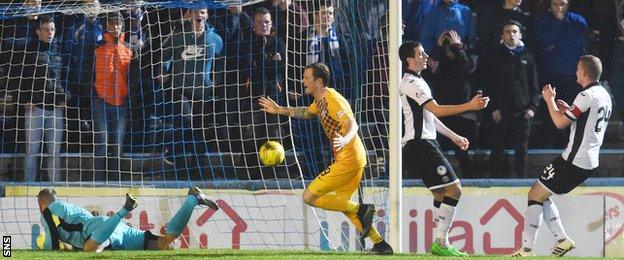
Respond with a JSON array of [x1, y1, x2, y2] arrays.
[[258, 63, 393, 255], [398, 41, 489, 256], [37, 187, 218, 251], [511, 55, 611, 257]]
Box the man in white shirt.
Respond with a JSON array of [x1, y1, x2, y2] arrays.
[[399, 41, 489, 256], [512, 55, 612, 257]]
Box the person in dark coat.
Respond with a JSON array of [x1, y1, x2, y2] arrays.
[[477, 21, 539, 178]]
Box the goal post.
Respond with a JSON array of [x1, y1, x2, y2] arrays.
[[387, 0, 402, 252]]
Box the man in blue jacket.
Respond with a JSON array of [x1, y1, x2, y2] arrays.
[[535, 0, 587, 147], [535, 0, 587, 104], [419, 0, 475, 56]]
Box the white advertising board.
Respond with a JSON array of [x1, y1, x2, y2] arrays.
[[0, 194, 604, 256]]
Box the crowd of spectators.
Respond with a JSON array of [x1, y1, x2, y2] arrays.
[[0, 0, 622, 181], [405, 0, 623, 178]]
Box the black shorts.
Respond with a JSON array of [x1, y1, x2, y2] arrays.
[[537, 156, 592, 194], [143, 230, 161, 250], [403, 139, 458, 189]]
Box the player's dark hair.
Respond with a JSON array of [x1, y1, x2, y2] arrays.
[[254, 7, 271, 16], [313, 0, 333, 11], [305, 63, 330, 86], [502, 20, 523, 32], [579, 55, 602, 81], [106, 11, 123, 25], [36, 15, 54, 29], [399, 41, 422, 67]]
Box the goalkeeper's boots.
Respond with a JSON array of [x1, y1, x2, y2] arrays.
[[430, 241, 469, 257], [370, 240, 394, 255], [509, 248, 535, 257], [356, 204, 375, 238], [551, 238, 575, 256], [188, 186, 219, 210], [124, 193, 138, 212]]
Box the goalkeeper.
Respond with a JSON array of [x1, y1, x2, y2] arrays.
[[36, 187, 218, 251], [259, 63, 393, 255]]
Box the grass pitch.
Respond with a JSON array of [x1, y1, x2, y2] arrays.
[[9, 249, 618, 259]]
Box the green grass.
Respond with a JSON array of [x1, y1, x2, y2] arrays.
[[8, 249, 619, 259]]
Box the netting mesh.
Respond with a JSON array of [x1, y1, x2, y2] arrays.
[[0, 0, 390, 250]]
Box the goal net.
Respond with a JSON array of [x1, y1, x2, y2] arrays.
[[0, 0, 390, 251]]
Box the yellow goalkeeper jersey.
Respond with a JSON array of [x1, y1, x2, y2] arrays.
[[308, 88, 367, 168]]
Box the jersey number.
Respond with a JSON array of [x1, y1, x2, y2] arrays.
[[594, 106, 611, 133]]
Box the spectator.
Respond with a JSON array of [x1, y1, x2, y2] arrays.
[[1, 0, 42, 83], [271, 0, 309, 41], [611, 0, 624, 133], [0, 0, 41, 43], [92, 12, 133, 181], [211, 6, 253, 151], [272, 0, 308, 105], [402, 0, 439, 42], [478, 21, 538, 178], [419, 0, 475, 56], [535, 0, 586, 102], [158, 8, 223, 102], [239, 7, 285, 147], [241, 7, 285, 102], [18, 16, 69, 182], [157, 8, 223, 167], [124, 7, 145, 52], [569, 1, 617, 80], [423, 30, 476, 178], [63, 0, 104, 130], [213, 6, 252, 85], [534, 0, 587, 147], [306, 1, 350, 98], [477, 0, 533, 57]]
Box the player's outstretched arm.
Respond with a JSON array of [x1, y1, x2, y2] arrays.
[[542, 84, 572, 129], [433, 117, 469, 150], [259, 96, 316, 119], [423, 93, 489, 118]]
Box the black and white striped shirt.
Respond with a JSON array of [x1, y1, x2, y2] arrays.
[[562, 83, 612, 170], [400, 70, 436, 145]]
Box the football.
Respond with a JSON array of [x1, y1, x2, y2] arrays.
[[259, 141, 285, 166]]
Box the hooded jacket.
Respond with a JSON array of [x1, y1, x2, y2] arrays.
[[159, 21, 223, 89], [94, 32, 132, 106]]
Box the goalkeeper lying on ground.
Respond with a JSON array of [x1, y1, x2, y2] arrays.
[[36, 187, 218, 251]]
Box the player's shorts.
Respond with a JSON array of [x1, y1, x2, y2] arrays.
[[403, 139, 458, 190], [537, 156, 592, 194], [143, 230, 161, 250], [307, 162, 364, 198]]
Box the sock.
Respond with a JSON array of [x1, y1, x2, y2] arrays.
[[166, 195, 198, 237], [345, 212, 364, 232], [433, 200, 442, 226], [314, 194, 358, 214], [543, 199, 568, 241], [436, 197, 458, 247], [368, 226, 384, 244], [345, 211, 383, 244], [522, 200, 544, 251], [91, 208, 129, 244]]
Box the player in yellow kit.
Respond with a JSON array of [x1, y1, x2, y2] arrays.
[[259, 63, 393, 254]]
